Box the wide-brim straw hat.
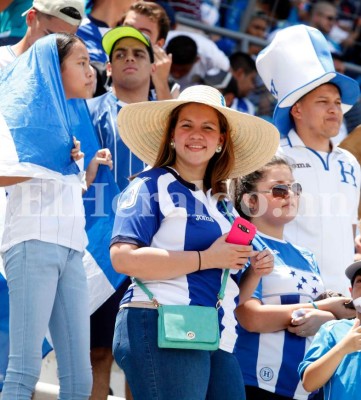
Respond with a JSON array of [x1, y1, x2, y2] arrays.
[[117, 85, 280, 178]]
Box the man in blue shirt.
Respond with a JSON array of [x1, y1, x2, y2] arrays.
[[299, 260, 361, 400], [86, 25, 154, 400], [87, 26, 153, 189]]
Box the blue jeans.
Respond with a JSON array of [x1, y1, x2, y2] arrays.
[[1, 240, 92, 400], [113, 308, 245, 400]]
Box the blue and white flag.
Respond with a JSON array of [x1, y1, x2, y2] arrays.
[[70, 100, 127, 312], [0, 35, 80, 179], [0, 34, 127, 390]]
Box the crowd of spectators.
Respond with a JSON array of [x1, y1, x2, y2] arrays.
[[1, 1, 361, 399]]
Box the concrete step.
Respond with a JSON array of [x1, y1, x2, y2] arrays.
[[33, 382, 125, 400], [0, 351, 126, 399]]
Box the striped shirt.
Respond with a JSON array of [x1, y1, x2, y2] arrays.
[[234, 232, 325, 399], [111, 166, 241, 352], [87, 92, 147, 191]]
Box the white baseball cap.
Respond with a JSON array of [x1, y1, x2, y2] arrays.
[[22, 0, 85, 26]]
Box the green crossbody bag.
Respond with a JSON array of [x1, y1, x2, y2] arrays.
[[134, 270, 230, 351]]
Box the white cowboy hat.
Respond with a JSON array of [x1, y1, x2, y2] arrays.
[[117, 85, 280, 178], [256, 25, 360, 136]]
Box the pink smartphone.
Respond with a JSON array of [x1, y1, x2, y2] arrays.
[[226, 217, 257, 245]]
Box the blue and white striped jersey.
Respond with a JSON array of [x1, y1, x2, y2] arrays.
[[87, 92, 147, 191], [234, 232, 325, 399], [77, 16, 109, 63], [111, 166, 241, 352]]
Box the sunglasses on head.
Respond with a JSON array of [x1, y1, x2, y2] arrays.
[[256, 182, 302, 198]]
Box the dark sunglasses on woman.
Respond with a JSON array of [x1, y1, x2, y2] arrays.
[[256, 182, 302, 199]]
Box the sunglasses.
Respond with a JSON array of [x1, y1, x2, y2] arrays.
[[256, 182, 302, 199]]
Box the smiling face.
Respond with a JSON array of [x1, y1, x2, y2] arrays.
[[171, 103, 224, 182], [61, 40, 93, 99]]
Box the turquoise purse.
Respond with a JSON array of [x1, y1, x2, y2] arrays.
[[134, 270, 229, 351]]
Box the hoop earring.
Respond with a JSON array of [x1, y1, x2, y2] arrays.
[[215, 145, 222, 153], [170, 139, 175, 149]]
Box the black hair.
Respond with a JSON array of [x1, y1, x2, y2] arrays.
[[248, 11, 269, 24], [229, 51, 256, 74], [165, 35, 197, 65], [257, 0, 292, 20], [59, 6, 82, 21], [56, 33, 85, 67], [223, 76, 239, 97], [230, 156, 292, 220]]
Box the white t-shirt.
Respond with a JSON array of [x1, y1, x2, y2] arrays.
[[165, 30, 230, 90], [0, 45, 16, 68], [278, 129, 360, 295], [0, 188, 6, 272], [0, 45, 16, 267], [1, 176, 88, 253]]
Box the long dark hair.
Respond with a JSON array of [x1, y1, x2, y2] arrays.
[[153, 103, 235, 196], [230, 156, 292, 220], [56, 33, 85, 68]]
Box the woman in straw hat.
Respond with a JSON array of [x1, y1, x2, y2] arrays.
[[110, 85, 279, 399]]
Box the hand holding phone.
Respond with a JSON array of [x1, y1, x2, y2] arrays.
[[226, 217, 257, 245]]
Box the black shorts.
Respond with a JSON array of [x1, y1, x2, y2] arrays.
[[90, 278, 130, 349]]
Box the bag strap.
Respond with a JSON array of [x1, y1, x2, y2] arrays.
[[134, 278, 154, 303]]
